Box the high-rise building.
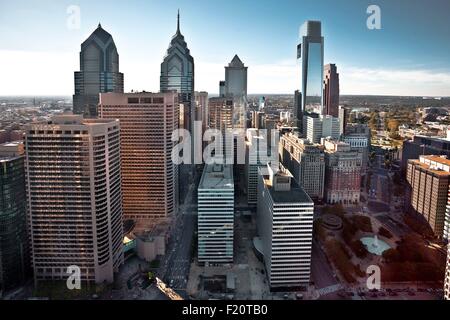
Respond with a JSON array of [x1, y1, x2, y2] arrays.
[[160, 11, 194, 136], [343, 133, 370, 175], [305, 114, 340, 144], [295, 20, 324, 127], [197, 163, 234, 264], [25, 115, 123, 284], [224, 55, 247, 99], [0, 142, 29, 290], [406, 155, 450, 238], [401, 135, 450, 173], [323, 139, 362, 204], [279, 132, 325, 201], [99, 92, 179, 230], [338, 106, 349, 135], [73, 24, 124, 117], [195, 91, 209, 135], [323, 64, 339, 117], [256, 164, 314, 288]]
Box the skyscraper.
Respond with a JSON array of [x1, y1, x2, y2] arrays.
[[0, 141, 29, 290], [25, 115, 123, 284], [279, 132, 325, 201], [73, 24, 124, 117], [323, 63, 339, 117], [256, 164, 314, 288], [99, 92, 179, 230], [224, 55, 247, 99], [197, 163, 234, 264], [245, 129, 269, 206], [160, 11, 194, 136], [295, 20, 324, 126]]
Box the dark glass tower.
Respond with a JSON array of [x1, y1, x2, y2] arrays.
[[160, 11, 195, 135], [73, 24, 124, 117], [0, 142, 28, 291]]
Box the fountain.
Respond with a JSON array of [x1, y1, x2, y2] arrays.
[[360, 235, 391, 256]]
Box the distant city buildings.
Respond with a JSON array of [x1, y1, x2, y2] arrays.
[[406, 155, 450, 238], [198, 163, 234, 264], [0, 141, 29, 290], [25, 115, 123, 284], [73, 24, 124, 117], [99, 92, 179, 230], [279, 132, 325, 201], [323, 139, 362, 204], [256, 164, 314, 289], [323, 64, 339, 117]]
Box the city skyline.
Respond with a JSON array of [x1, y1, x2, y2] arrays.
[[1, 0, 450, 96]]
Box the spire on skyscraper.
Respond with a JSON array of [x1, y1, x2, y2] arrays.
[[177, 9, 180, 34]]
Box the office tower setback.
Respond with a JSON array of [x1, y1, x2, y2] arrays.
[[160, 11, 194, 136], [406, 155, 450, 238], [256, 164, 314, 288], [279, 132, 325, 200], [323, 64, 339, 117], [197, 164, 234, 264], [73, 24, 124, 117], [99, 92, 179, 230], [0, 142, 28, 290], [323, 139, 362, 204], [25, 115, 123, 284], [295, 20, 324, 127]]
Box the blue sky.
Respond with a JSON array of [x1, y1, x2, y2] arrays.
[[1, 0, 449, 96]]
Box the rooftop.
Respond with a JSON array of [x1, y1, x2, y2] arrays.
[[199, 163, 234, 190]]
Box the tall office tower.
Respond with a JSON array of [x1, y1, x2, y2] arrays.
[[406, 155, 450, 238], [160, 11, 194, 136], [25, 115, 123, 284], [208, 96, 235, 162], [256, 164, 314, 288], [293, 90, 303, 130], [279, 132, 325, 201], [251, 111, 265, 129], [99, 92, 179, 230], [195, 91, 209, 135], [0, 142, 28, 290], [197, 163, 234, 264], [305, 114, 340, 143], [323, 64, 339, 117], [225, 55, 247, 99], [338, 106, 349, 135], [295, 20, 324, 127], [245, 129, 270, 206], [219, 81, 226, 97], [323, 139, 362, 204], [73, 24, 124, 117]]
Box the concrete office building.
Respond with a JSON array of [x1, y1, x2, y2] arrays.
[[256, 164, 314, 288], [99, 92, 179, 230], [279, 132, 325, 200], [25, 115, 123, 284], [73, 24, 124, 117], [305, 114, 340, 144], [343, 134, 370, 175], [323, 139, 362, 204], [0, 142, 29, 290], [406, 155, 450, 238], [323, 64, 339, 117], [197, 164, 234, 264]]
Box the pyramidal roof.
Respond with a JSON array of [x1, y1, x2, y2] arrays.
[[91, 23, 113, 43], [229, 55, 244, 67]]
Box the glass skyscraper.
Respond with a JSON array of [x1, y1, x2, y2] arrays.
[[160, 11, 195, 135], [73, 24, 124, 117], [295, 21, 324, 132]]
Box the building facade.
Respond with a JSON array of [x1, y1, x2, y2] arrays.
[[323, 63, 339, 117], [324, 139, 362, 204], [73, 24, 124, 117], [25, 115, 123, 284], [279, 132, 325, 201], [257, 164, 314, 288], [406, 155, 450, 238], [0, 142, 29, 290], [305, 114, 340, 144], [197, 164, 234, 264], [99, 92, 179, 230]]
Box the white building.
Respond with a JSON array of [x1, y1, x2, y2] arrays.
[[305, 114, 340, 144], [256, 164, 314, 288], [198, 163, 234, 264], [25, 115, 123, 284]]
